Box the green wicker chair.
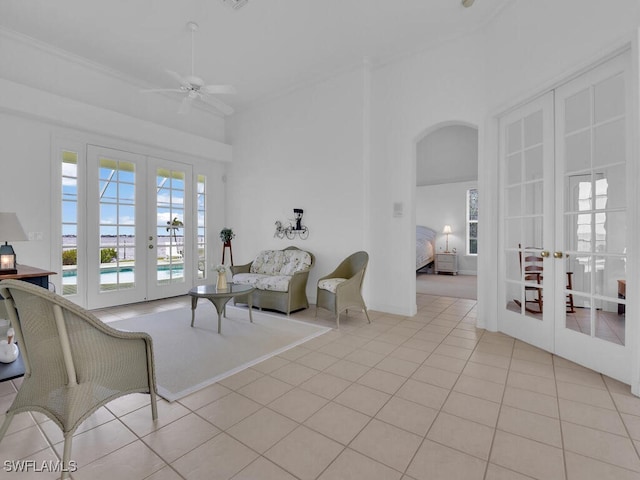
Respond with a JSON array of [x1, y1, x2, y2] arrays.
[[316, 251, 371, 328], [0, 280, 157, 479]]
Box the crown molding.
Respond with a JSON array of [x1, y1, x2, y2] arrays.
[[0, 26, 226, 118]]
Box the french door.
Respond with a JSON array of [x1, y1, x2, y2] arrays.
[[86, 146, 192, 309], [498, 52, 632, 383], [499, 92, 556, 353]]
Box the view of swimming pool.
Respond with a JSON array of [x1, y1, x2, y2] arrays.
[[63, 264, 184, 286]]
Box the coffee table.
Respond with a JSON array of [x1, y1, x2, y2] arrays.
[[188, 283, 256, 333]]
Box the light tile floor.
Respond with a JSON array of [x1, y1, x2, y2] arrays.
[[2, 293, 640, 479]]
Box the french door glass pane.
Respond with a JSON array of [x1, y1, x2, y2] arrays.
[[524, 146, 543, 180], [562, 73, 626, 345], [564, 88, 591, 133], [594, 74, 625, 123], [98, 158, 136, 292], [565, 131, 591, 173], [503, 106, 545, 321], [62, 151, 79, 296], [156, 168, 185, 285], [197, 174, 207, 280]]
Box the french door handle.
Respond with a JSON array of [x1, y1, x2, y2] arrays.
[[553, 251, 563, 258], [540, 251, 550, 258]]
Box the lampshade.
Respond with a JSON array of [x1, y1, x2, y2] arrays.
[[0, 213, 28, 242], [442, 225, 452, 235]]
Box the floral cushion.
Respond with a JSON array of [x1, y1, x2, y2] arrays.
[[318, 278, 347, 293], [255, 275, 291, 292], [232, 273, 270, 286], [280, 250, 312, 275], [250, 250, 285, 275]]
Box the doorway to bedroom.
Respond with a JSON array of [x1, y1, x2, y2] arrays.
[[415, 123, 478, 300]]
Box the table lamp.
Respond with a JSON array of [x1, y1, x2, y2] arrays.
[[0, 213, 28, 274], [443, 225, 452, 253]]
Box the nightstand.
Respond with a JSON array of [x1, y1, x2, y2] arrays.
[[435, 253, 458, 275]]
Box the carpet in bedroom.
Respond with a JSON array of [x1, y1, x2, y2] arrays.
[[416, 272, 477, 299], [109, 303, 330, 402]]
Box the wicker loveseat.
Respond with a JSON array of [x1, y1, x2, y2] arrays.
[[230, 246, 314, 315]]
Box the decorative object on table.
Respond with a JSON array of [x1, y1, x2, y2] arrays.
[[0, 328, 18, 363], [442, 225, 452, 253], [214, 264, 228, 290], [0, 213, 28, 274], [220, 228, 235, 265], [274, 210, 309, 240]]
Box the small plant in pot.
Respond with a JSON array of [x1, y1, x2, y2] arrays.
[[219, 228, 235, 245]]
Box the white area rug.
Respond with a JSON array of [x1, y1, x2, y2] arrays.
[[110, 304, 330, 402]]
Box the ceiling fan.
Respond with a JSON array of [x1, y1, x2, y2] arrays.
[[142, 21, 236, 115]]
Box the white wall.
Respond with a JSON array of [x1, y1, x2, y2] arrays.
[[226, 32, 488, 315], [0, 114, 53, 269], [369, 34, 488, 314], [485, 0, 640, 109], [416, 181, 477, 275], [417, 125, 478, 186], [226, 67, 367, 303]]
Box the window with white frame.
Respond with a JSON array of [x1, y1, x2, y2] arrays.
[[467, 188, 478, 255], [61, 150, 79, 296], [196, 174, 207, 279]]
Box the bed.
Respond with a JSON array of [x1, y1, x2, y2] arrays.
[[416, 225, 436, 271]]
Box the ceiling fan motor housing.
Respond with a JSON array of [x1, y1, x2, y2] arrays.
[[222, 0, 249, 10], [184, 75, 204, 88]]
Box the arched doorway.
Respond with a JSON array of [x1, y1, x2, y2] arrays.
[[414, 122, 479, 300]]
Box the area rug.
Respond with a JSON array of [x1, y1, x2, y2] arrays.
[[416, 272, 477, 300], [109, 304, 331, 402]]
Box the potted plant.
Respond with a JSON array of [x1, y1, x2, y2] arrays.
[[219, 228, 235, 245]]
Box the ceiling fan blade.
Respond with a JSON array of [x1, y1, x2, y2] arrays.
[[201, 84, 237, 95], [140, 88, 184, 93], [165, 69, 191, 88], [202, 95, 235, 115], [178, 95, 195, 115]]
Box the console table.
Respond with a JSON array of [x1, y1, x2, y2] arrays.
[[0, 265, 56, 382], [0, 264, 56, 288]]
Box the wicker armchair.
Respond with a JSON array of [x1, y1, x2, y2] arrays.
[[316, 251, 371, 328], [0, 280, 157, 479]]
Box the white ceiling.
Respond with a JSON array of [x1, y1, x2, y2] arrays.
[[0, 0, 510, 112]]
